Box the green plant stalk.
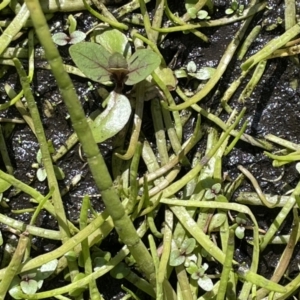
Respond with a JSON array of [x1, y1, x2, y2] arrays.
[[176, 86, 273, 150], [138, 0, 155, 42], [224, 121, 248, 155], [152, 71, 182, 141], [236, 192, 291, 207], [0, 0, 10, 10], [216, 228, 235, 300], [255, 208, 299, 299], [0, 125, 13, 174], [0, 3, 29, 56], [127, 142, 142, 213], [14, 58, 81, 281], [0, 170, 78, 234], [237, 165, 276, 208], [139, 113, 202, 186], [161, 107, 184, 158], [237, 25, 261, 60], [0, 213, 61, 240], [158, 209, 173, 284], [82, 0, 128, 30], [115, 82, 144, 160], [25, 0, 156, 286], [238, 60, 267, 103], [259, 180, 300, 251], [13, 59, 71, 238], [0, 88, 23, 111], [0, 232, 29, 298], [166, 14, 253, 111], [241, 23, 300, 71], [5, 84, 36, 136], [151, 99, 169, 165], [220, 70, 249, 111], [80, 196, 102, 300], [28, 29, 34, 82], [175, 265, 194, 300], [150, 0, 165, 44], [148, 234, 163, 299], [0, 15, 53, 27], [113, 0, 151, 18]]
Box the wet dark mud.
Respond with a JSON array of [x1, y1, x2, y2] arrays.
[[1, 0, 300, 299]]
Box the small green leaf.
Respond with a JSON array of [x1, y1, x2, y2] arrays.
[[182, 238, 196, 255], [186, 262, 198, 274], [236, 212, 247, 225], [198, 275, 214, 291], [235, 226, 245, 239], [169, 250, 185, 266], [52, 32, 69, 46], [231, 1, 239, 10], [37, 168, 47, 182], [110, 262, 130, 279], [20, 279, 38, 294], [67, 14, 77, 34], [94, 257, 109, 271], [187, 7, 197, 19], [95, 29, 132, 59], [36, 149, 42, 164], [53, 165, 65, 180], [189, 67, 216, 80], [40, 259, 58, 273], [69, 42, 112, 83], [197, 10, 209, 19], [90, 92, 131, 143], [69, 31, 86, 44], [208, 213, 227, 233], [9, 285, 23, 299], [225, 8, 234, 14], [126, 49, 161, 85], [187, 61, 197, 73]]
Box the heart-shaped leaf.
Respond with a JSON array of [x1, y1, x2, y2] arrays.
[[69, 31, 86, 44], [169, 249, 185, 266], [69, 42, 112, 82], [52, 32, 69, 46], [126, 49, 161, 85], [95, 29, 131, 59], [198, 275, 214, 291], [20, 279, 38, 294], [90, 92, 131, 143]]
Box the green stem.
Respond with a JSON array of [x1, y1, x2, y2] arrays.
[[25, 0, 156, 286]]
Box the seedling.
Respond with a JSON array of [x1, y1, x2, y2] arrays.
[[52, 14, 86, 46], [186, 262, 214, 291], [235, 212, 248, 239], [69, 29, 161, 143], [32, 149, 65, 182], [205, 183, 222, 200], [9, 259, 58, 297], [52, 31, 86, 46], [225, 1, 245, 15], [175, 61, 216, 81], [169, 238, 196, 266]]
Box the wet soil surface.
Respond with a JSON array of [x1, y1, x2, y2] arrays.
[[1, 0, 300, 299]]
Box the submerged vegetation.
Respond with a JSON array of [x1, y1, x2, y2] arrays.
[[0, 0, 299, 299]]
